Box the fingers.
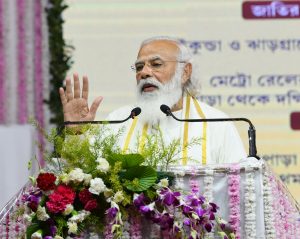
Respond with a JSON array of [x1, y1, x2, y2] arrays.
[[65, 77, 73, 101], [73, 73, 81, 99], [59, 87, 67, 106], [82, 75, 89, 100], [89, 96, 103, 118]]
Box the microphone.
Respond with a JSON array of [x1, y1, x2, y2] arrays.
[[160, 104, 259, 159], [56, 107, 141, 137], [64, 107, 141, 126]]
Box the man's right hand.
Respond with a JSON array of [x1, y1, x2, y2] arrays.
[[59, 73, 103, 122]]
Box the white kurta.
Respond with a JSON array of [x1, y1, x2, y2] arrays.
[[106, 97, 246, 165]]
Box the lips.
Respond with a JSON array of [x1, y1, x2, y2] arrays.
[[142, 83, 158, 92]]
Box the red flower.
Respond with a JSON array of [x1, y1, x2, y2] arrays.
[[84, 199, 98, 211], [79, 188, 93, 205], [37, 173, 56, 191], [46, 185, 76, 214]]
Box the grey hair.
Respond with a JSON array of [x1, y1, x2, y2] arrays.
[[140, 36, 201, 97]]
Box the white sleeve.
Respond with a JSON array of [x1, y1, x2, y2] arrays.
[[218, 122, 247, 164]]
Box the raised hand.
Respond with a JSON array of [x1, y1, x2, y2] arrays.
[[59, 73, 103, 122]]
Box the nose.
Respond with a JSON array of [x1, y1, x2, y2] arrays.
[[137, 64, 153, 80]]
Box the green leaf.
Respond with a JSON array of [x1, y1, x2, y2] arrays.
[[26, 223, 41, 239], [123, 166, 157, 192], [107, 153, 145, 168]]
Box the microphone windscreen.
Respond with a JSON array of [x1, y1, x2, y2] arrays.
[[160, 104, 171, 115], [131, 107, 141, 117]]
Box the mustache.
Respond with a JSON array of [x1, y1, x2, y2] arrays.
[[137, 78, 163, 92]]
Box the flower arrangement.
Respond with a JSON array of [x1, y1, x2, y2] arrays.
[[20, 125, 235, 239]]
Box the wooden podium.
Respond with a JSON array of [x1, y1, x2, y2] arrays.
[[1, 158, 299, 238]]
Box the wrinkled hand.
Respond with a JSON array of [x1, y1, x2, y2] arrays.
[[59, 73, 103, 122]]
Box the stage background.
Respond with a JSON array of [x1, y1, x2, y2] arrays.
[[64, 0, 300, 203]]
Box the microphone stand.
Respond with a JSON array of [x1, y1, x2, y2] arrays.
[[54, 107, 142, 165], [160, 104, 259, 159]]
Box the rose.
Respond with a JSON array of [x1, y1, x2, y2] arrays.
[[79, 188, 93, 205], [46, 185, 76, 214], [84, 199, 98, 211], [37, 173, 56, 191]]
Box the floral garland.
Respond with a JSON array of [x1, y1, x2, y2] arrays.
[[45, 0, 73, 126], [203, 169, 214, 203], [25, 0, 35, 120], [4, 0, 17, 124], [129, 211, 142, 238], [41, 0, 50, 132], [0, 0, 5, 123], [149, 224, 161, 238], [228, 164, 241, 239], [34, 0, 45, 166], [244, 167, 256, 239], [269, 172, 299, 238], [17, 0, 27, 124], [262, 168, 276, 238]]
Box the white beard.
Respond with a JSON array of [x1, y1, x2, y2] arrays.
[[136, 67, 183, 125]]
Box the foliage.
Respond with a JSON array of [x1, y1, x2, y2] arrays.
[[136, 127, 201, 171], [45, 0, 74, 126]]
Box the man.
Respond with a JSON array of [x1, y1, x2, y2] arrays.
[[59, 36, 246, 165]]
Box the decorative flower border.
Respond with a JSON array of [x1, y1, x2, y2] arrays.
[[203, 169, 214, 202], [17, 0, 27, 123], [262, 168, 276, 238], [244, 167, 256, 238], [268, 169, 299, 238], [0, 0, 5, 123], [228, 164, 241, 239]]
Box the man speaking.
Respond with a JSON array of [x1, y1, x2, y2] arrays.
[[59, 36, 246, 165]]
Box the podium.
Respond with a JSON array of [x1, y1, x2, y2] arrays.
[[1, 158, 299, 238]]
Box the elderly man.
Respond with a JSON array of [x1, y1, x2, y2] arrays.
[[59, 36, 246, 165]]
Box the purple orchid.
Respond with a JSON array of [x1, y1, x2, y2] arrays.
[[183, 217, 191, 226], [195, 207, 206, 217], [204, 223, 212, 232], [133, 193, 146, 208], [106, 206, 118, 219], [160, 189, 180, 206]]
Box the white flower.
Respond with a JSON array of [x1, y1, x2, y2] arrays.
[[158, 178, 169, 188], [67, 221, 78, 234], [83, 173, 92, 186], [69, 210, 90, 223], [113, 191, 124, 203], [68, 168, 85, 183], [31, 231, 42, 239], [24, 213, 34, 223], [36, 206, 49, 221], [63, 204, 74, 216], [96, 157, 110, 173], [89, 178, 106, 195]]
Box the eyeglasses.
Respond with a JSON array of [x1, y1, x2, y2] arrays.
[[131, 57, 186, 73]]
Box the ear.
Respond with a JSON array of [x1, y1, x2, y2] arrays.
[[181, 63, 192, 84]]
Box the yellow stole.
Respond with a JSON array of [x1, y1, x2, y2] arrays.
[[122, 95, 207, 165]]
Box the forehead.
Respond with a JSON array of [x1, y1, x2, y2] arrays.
[[137, 40, 179, 61]]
